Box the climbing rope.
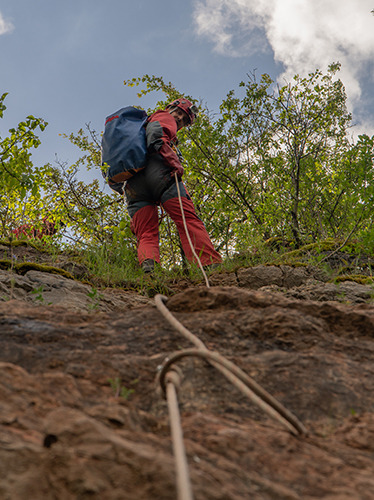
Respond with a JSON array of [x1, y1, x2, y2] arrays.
[[164, 366, 194, 500], [174, 172, 210, 288], [155, 293, 307, 500], [155, 294, 307, 435]]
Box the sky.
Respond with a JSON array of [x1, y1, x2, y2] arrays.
[[1, 0, 373, 188]]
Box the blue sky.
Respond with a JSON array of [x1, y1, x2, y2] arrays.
[[1, 0, 373, 186]]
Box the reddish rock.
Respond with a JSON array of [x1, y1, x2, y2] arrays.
[[1, 266, 374, 499]]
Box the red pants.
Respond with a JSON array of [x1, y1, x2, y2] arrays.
[[130, 197, 222, 266]]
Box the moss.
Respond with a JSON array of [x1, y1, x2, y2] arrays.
[[16, 262, 75, 279], [0, 259, 74, 280], [0, 239, 54, 253], [267, 261, 308, 268], [0, 239, 30, 248], [278, 239, 337, 260], [290, 261, 308, 268], [333, 274, 374, 285]]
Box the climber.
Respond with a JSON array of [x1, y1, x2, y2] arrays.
[[124, 98, 222, 273], [12, 217, 62, 240]]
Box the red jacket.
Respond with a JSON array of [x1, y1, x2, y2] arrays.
[[12, 219, 57, 239], [146, 110, 183, 176]]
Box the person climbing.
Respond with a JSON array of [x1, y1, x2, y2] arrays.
[[12, 217, 62, 240], [124, 98, 222, 273]]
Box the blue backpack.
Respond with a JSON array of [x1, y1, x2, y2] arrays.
[[101, 106, 148, 194]]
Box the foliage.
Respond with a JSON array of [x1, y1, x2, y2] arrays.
[[108, 377, 136, 399], [125, 67, 374, 256], [182, 65, 355, 248], [0, 93, 48, 236], [87, 287, 104, 310], [34, 126, 141, 282], [1, 65, 374, 280], [0, 95, 140, 283]]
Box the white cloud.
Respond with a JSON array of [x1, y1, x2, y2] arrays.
[[0, 11, 14, 35], [193, 0, 374, 112], [194, 0, 268, 56]]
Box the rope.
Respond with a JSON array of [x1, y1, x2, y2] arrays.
[[155, 194, 307, 496], [155, 293, 308, 499], [174, 172, 210, 288], [165, 368, 194, 500], [155, 294, 307, 436], [158, 348, 307, 436]]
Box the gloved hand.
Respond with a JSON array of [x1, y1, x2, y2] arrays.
[[170, 163, 184, 179]]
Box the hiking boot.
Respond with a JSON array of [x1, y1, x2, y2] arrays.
[[141, 259, 155, 273]]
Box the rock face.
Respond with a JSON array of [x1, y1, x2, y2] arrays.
[[1, 258, 374, 499]]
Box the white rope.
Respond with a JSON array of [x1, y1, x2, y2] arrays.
[[166, 371, 194, 500], [155, 294, 308, 436], [174, 173, 210, 287]]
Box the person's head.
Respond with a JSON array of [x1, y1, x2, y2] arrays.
[[166, 98, 198, 130]]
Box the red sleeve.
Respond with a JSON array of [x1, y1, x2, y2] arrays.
[[146, 110, 182, 171]]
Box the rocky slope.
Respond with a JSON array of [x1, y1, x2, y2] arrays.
[[1, 242, 374, 499]]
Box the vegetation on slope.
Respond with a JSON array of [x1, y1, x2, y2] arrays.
[[1, 65, 373, 290]]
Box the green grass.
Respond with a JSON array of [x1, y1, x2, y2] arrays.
[[3, 234, 374, 297]]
